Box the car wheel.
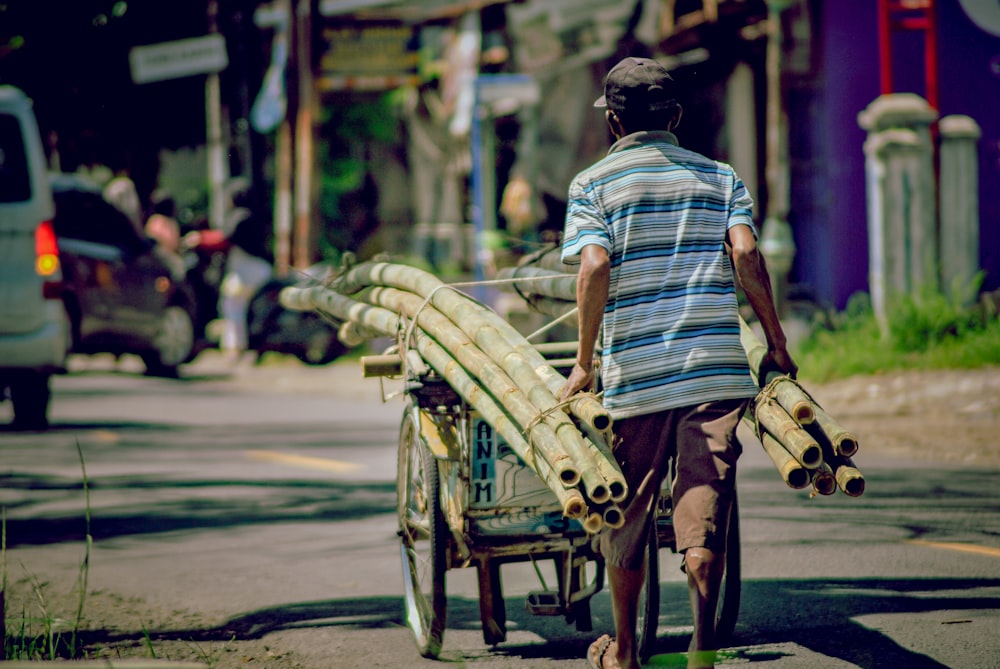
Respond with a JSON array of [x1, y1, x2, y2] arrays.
[[10, 371, 51, 430], [143, 304, 195, 377]]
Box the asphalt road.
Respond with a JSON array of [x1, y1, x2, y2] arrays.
[[2, 352, 999, 668]]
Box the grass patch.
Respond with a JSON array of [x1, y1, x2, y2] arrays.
[[795, 287, 1000, 382], [2, 441, 92, 661]]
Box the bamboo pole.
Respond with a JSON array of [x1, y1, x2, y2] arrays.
[[810, 463, 837, 496], [582, 511, 604, 534], [338, 262, 612, 441], [741, 416, 810, 489], [755, 400, 823, 468], [515, 244, 576, 274], [280, 285, 589, 519], [360, 285, 594, 489], [771, 379, 815, 425], [818, 440, 866, 497], [601, 503, 625, 529], [831, 456, 865, 497], [810, 403, 860, 457], [574, 418, 627, 502], [496, 265, 574, 299], [496, 265, 578, 301]]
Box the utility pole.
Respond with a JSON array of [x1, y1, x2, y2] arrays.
[[206, 0, 230, 230], [759, 0, 796, 316], [273, 0, 294, 276], [293, 0, 317, 270]]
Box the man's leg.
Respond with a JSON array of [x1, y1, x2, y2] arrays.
[[672, 398, 747, 669], [608, 563, 645, 669], [684, 547, 725, 668], [595, 412, 675, 669]]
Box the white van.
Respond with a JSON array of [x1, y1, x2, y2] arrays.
[[0, 86, 69, 429]]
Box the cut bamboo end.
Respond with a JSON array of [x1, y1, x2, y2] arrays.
[[797, 442, 822, 469], [835, 436, 860, 458], [582, 511, 604, 534], [570, 395, 612, 432], [789, 401, 815, 425], [772, 379, 816, 425], [786, 466, 811, 490], [588, 483, 611, 506], [563, 492, 587, 519], [835, 465, 866, 497], [608, 479, 628, 503], [811, 466, 837, 496], [812, 403, 861, 458], [558, 466, 581, 488], [757, 428, 811, 490], [756, 401, 823, 468], [602, 505, 625, 529]]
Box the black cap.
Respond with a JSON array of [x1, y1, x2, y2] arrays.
[[594, 57, 677, 115]]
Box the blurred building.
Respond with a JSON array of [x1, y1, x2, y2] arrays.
[[2, 0, 997, 309]]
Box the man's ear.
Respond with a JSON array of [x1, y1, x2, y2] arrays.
[[669, 103, 683, 132], [606, 110, 624, 139]]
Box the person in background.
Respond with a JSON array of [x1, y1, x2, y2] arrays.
[[559, 57, 797, 669], [102, 163, 144, 236], [184, 189, 272, 361], [145, 190, 181, 254]]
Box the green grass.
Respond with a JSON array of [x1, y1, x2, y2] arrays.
[[2, 441, 92, 661], [794, 288, 1000, 382]]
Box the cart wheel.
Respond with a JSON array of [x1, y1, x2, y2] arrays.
[[716, 493, 742, 644], [398, 406, 447, 658], [637, 524, 660, 662]]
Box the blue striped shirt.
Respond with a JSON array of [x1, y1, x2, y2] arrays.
[[561, 131, 759, 419]]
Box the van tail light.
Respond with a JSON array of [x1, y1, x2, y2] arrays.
[[35, 220, 63, 299]]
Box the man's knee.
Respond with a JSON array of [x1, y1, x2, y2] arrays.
[[684, 547, 722, 582]]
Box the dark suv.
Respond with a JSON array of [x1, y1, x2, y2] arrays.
[[50, 173, 199, 377]]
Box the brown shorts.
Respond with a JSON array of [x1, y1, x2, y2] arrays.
[[599, 398, 749, 570]]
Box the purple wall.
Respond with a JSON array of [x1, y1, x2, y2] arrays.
[[795, 1, 1000, 309], [939, 5, 1000, 294]]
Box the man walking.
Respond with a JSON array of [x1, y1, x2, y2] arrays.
[[560, 57, 797, 669]]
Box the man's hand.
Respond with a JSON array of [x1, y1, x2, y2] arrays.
[[760, 345, 798, 382], [560, 363, 595, 401]]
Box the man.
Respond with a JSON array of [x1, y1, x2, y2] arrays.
[[559, 57, 797, 669]]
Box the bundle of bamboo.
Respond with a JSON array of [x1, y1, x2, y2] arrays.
[[495, 260, 866, 499], [279, 260, 627, 532]]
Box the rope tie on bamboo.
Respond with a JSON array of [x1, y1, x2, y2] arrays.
[[520, 391, 605, 470], [752, 374, 792, 442], [756, 373, 824, 411]]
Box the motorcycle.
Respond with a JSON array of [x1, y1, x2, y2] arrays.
[[183, 243, 347, 366]]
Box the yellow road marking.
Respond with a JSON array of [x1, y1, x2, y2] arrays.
[[905, 539, 1000, 558], [245, 450, 363, 473]]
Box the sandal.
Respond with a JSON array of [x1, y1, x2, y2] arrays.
[[587, 634, 621, 669]]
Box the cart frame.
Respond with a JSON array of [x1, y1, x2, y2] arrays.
[[386, 345, 741, 660]]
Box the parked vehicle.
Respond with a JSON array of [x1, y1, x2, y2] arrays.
[[50, 173, 199, 377], [183, 232, 347, 366], [0, 86, 70, 430], [247, 272, 347, 366]]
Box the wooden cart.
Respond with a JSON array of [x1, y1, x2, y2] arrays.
[[369, 342, 742, 661]]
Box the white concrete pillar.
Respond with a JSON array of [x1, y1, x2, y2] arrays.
[[939, 114, 981, 301], [858, 93, 938, 331]]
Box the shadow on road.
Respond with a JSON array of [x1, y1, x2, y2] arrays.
[[63, 575, 998, 668], [2, 472, 396, 548]]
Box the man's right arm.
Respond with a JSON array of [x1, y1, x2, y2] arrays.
[[561, 244, 610, 400], [728, 223, 798, 379]]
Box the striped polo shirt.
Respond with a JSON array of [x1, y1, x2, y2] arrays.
[[561, 130, 759, 420]]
